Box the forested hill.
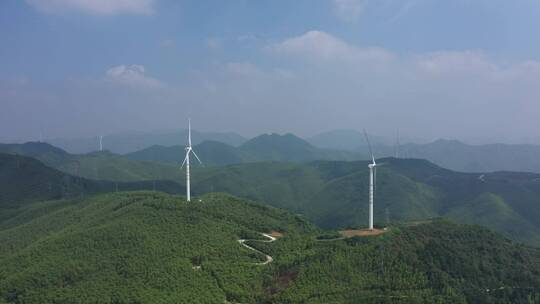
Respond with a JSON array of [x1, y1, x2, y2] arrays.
[[0, 192, 314, 303], [3, 144, 540, 247], [191, 158, 540, 246], [0, 142, 183, 182], [0, 153, 182, 211], [0, 142, 71, 167], [1, 191, 539, 303]]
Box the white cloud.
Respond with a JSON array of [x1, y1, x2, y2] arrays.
[[105, 65, 163, 89], [266, 30, 393, 64], [25, 0, 156, 15], [416, 51, 499, 77], [262, 30, 540, 140], [332, 0, 367, 22]]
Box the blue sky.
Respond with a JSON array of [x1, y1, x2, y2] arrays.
[[1, 0, 540, 143]]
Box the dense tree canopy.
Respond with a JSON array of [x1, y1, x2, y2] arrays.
[[1, 192, 540, 303]]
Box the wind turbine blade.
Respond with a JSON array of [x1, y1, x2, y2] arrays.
[[363, 129, 376, 164], [180, 153, 188, 169], [192, 150, 203, 165]]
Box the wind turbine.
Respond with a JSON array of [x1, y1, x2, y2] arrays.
[[99, 135, 103, 151], [364, 129, 378, 231], [180, 119, 202, 202]]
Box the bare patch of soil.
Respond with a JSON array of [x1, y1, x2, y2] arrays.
[[269, 230, 284, 238], [339, 228, 386, 238]]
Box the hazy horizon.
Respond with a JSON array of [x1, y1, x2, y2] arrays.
[[3, 126, 540, 148], [2, 0, 540, 145]]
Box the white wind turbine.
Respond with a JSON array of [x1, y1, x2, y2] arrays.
[[181, 119, 202, 202], [364, 129, 379, 231]]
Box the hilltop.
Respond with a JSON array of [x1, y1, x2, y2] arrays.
[[1, 192, 539, 303], [126, 133, 360, 165], [126, 140, 248, 166], [47, 130, 247, 154]]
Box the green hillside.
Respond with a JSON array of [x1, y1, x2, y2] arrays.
[[0, 153, 107, 209], [0, 142, 182, 182], [190, 158, 540, 246], [126, 140, 249, 166], [446, 193, 540, 245], [1, 192, 539, 303], [3, 143, 540, 247], [0, 142, 72, 168], [0, 192, 315, 303], [57, 151, 182, 182], [0, 153, 182, 214], [191, 160, 442, 225]]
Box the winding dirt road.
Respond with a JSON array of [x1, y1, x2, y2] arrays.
[[238, 233, 276, 265]]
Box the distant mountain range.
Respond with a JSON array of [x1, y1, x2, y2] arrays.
[[23, 128, 540, 173], [128, 132, 540, 174], [47, 130, 247, 154], [398, 139, 540, 173], [126, 133, 363, 165], [308, 130, 540, 173], [6, 130, 540, 178], [306, 129, 392, 151]]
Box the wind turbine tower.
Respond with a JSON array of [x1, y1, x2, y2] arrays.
[[99, 135, 103, 151], [364, 130, 378, 231], [181, 119, 202, 202]]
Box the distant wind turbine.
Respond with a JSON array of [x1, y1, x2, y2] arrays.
[[181, 119, 202, 202], [364, 129, 380, 231], [99, 135, 103, 151]]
